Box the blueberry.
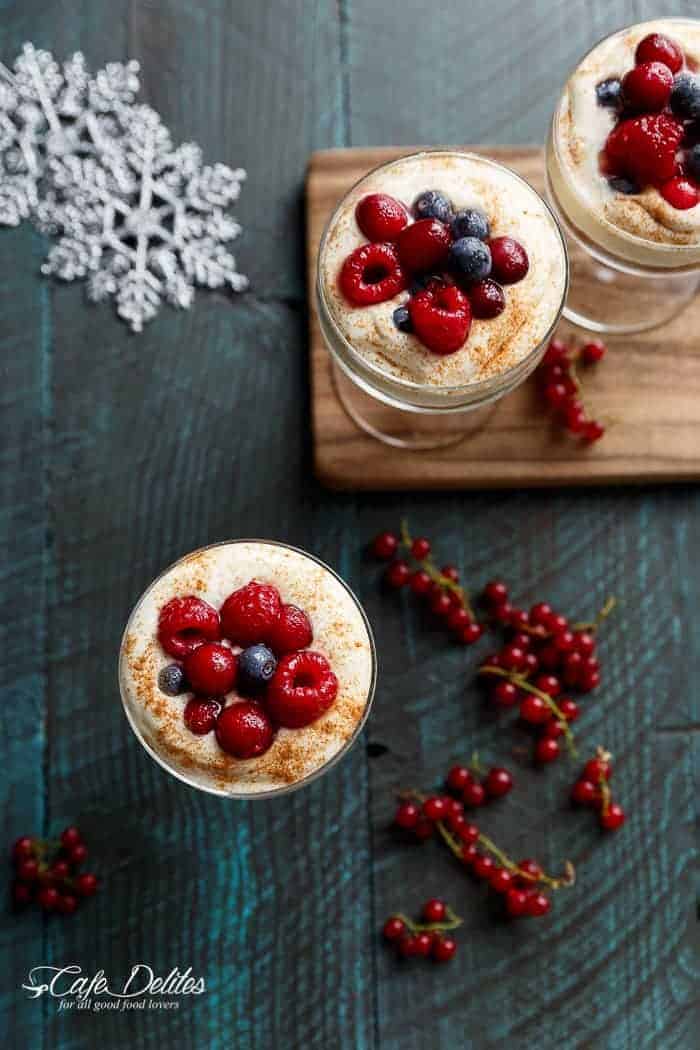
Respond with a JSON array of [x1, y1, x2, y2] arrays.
[[412, 190, 454, 224], [596, 78, 622, 109], [451, 209, 490, 241], [671, 73, 700, 120], [608, 176, 640, 195], [393, 305, 412, 332], [158, 663, 188, 696], [238, 644, 277, 694], [448, 237, 492, 283], [687, 144, 700, 181]]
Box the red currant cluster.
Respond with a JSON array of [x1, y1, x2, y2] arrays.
[[11, 827, 99, 914], [371, 524, 483, 645], [446, 757, 513, 808], [478, 581, 615, 763], [382, 899, 462, 962], [393, 767, 574, 920], [571, 748, 626, 831], [536, 336, 607, 444]]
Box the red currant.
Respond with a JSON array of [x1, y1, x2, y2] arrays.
[[383, 916, 406, 941], [484, 767, 513, 798], [422, 796, 447, 822], [471, 853, 495, 880], [483, 580, 508, 605], [446, 765, 472, 792], [535, 737, 560, 764], [462, 781, 486, 807], [571, 779, 597, 806], [505, 888, 529, 917], [489, 867, 513, 894], [372, 531, 399, 560], [460, 622, 483, 645], [422, 898, 447, 923], [520, 695, 550, 725], [525, 892, 551, 917], [409, 570, 431, 595], [492, 681, 520, 708], [432, 935, 457, 962], [385, 560, 410, 588], [395, 801, 420, 829], [411, 537, 431, 560], [600, 803, 626, 831]]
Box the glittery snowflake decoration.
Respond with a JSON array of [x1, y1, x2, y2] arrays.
[[0, 43, 248, 330]]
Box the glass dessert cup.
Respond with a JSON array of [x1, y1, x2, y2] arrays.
[[546, 20, 700, 334], [316, 151, 569, 450], [119, 540, 377, 800]]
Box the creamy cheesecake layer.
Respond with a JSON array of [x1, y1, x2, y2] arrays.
[[320, 152, 567, 388], [120, 542, 374, 796], [550, 18, 700, 268]]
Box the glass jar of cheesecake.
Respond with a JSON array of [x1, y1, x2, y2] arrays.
[[547, 18, 700, 333], [119, 541, 376, 798], [316, 150, 568, 449]]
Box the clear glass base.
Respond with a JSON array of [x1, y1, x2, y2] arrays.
[[331, 360, 497, 450]]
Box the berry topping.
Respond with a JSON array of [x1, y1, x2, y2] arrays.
[[392, 304, 412, 332], [215, 701, 275, 758], [451, 208, 490, 241], [158, 663, 188, 696], [660, 176, 699, 210], [355, 193, 409, 241], [609, 176, 640, 195], [412, 189, 454, 224], [469, 278, 506, 319], [670, 73, 700, 121], [397, 219, 452, 273], [184, 696, 222, 735], [635, 32, 683, 74], [184, 642, 237, 696], [595, 77, 622, 109], [237, 644, 277, 694], [448, 236, 492, 282], [266, 603, 313, 655], [220, 581, 282, 646], [488, 236, 529, 284], [266, 650, 339, 728], [157, 596, 221, 659], [622, 61, 673, 112], [408, 284, 472, 355], [605, 114, 684, 184], [339, 242, 407, 306]]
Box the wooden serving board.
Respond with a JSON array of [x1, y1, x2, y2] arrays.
[[306, 146, 700, 490]]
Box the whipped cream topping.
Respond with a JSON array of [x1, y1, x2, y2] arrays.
[[319, 152, 567, 389], [120, 542, 374, 796], [553, 19, 700, 261]]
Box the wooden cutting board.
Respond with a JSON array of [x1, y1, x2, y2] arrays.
[[306, 146, 700, 490]]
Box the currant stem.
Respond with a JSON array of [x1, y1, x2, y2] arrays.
[[437, 820, 575, 890], [572, 595, 617, 633], [399, 519, 476, 620], [479, 665, 578, 757], [393, 905, 463, 935]]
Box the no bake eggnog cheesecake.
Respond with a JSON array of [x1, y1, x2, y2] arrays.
[[119, 541, 375, 797]]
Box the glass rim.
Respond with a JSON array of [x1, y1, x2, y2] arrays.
[[316, 149, 570, 401], [118, 539, 377, 800]]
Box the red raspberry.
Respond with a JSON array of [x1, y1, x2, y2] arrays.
[[220, 581, 281, 646], [635, 32, 683, 74], [184, 642, 237, 695], [266, 650, 338, 728], [184, 697, 222, 735], [469, 278, 506, 319], [605, 114, 684, 184], [396, 218, 452, 272], [622, 61, 673, 112], [339, 242, 406, 306], [408, 284, 471, 355], [355, 193, 408, 242], [660, 176, 699, 210], [215, 701, 274, 758], [488, 237, 529, 284], [266, 603, 313, 655], [157, 596, 221, 659]]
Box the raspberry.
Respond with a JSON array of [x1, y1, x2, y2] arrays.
[[355, 193, 408, 242], [266, 603, 313, 655], [266, 650, 338, 728], [183, 642, 237, 695], [220, 581, 282, 646], [488, 237, 529, 284], [215, 701, 275, 758], [622, 61, 673, 112], [660, 176, 699, 210], [157, 596, 221, 659], [339, 242, 406, 306], [469, 278, 506, 319], [396, 218, 452, 272], [635, 32, 683, 74], [184, 697, 222, 735], [408, 284, 471, 355], [605, 114, 684, 185]]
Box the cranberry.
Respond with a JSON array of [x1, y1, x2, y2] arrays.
[[383, 916, 406, 941], [184, 642, 237, 696], [355, 193, 408, 242], [422, 898, 446, 923], [339, 242, 406, 306], [215, 700, 275, 758], [184, 697, 221, 735], [371, 531, 399, 560], [397, 218, 452, 272], [470, 278, 506, 319], [488, 236, 529, 284], [484, 767, 513, 798]]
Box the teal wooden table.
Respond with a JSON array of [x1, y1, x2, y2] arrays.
[[1, 2, 698, 1047]]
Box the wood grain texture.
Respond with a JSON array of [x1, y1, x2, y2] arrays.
[[307, 145, 700, 490], [0, 0, 699, 1048]]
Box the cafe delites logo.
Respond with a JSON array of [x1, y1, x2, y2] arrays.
[[22, 964, 206, 1012]]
